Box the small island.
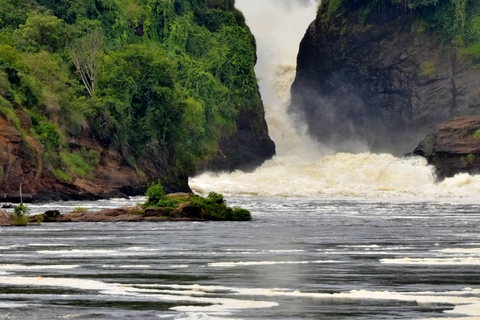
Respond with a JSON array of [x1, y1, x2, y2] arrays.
[[1, 182, 251, 226]]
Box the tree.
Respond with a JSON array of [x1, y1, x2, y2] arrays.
[[14, 10, 69, 52], [68, 28, 104, 97]]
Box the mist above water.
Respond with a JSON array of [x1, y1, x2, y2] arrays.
[[190, 0, 480, 200], [235, 0, 324, 159]]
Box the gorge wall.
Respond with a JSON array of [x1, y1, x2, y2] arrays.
[[290, 0, 480, 155], [0, 0, 274, 201]]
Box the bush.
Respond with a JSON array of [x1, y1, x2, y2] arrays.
[[145, 181, 165, 206], [232, 208, 252, 221], [34, 121, 63, 152], [10, 204, 29, 225]]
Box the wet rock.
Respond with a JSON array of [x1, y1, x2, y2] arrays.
[[0, 209, 11, 226], [413, 116, 480, 179], [291, 4, 480, 155]]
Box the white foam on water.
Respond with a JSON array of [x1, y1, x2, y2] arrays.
[[36, 248, 158, 257], [438, 248, 480, 254], [174, 312, 238, 320], [191, 153, 480, 200], [37, 249, 119, 256], [381, 257, 480, 265], [170, 265, 189, 269], [191, 0, 480, 202], [208, 260, 338, 267], [28, 243, 70, 247], [102, 265, 151, 269], [0, 264, 79, 270], [0, 276, 278, 314], [0, 302, 29, 308], [140, 284, 480, 318]]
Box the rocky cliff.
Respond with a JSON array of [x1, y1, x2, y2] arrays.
[[290, 0, 480, 155], [0, 0, 275, 202], [413, 116, 480, 179]]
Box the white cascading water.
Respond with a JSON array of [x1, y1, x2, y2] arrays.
[[190, 0, 480, 201]]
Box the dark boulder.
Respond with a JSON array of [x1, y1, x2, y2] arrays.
[[413, 116, 480, 179]]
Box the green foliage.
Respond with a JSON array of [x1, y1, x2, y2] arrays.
[[59, 151, 92, 179], [79, 147, 100, 167], [34, 121, 62, 152], [10, 204, 29, 225], [0, 0, 262, 183], [462, 153, 476, 164], [143, 186, 251, 221], [231, 208, 252, 221], [474, 129, 480, 139], [0, 96, 21, 130], [52, 168, 69, 181], [14, 11, 70, 52], [420, 60, 436, 78], [75, 207, 88, 212], [145, 180, 166, 207], [190, 191, 250, 221], [0, 0, 36, 31], [319, 0, 478, 47], [319, 0, 344, 24]]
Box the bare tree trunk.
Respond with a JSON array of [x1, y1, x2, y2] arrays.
[[68, 28, 104, 97]]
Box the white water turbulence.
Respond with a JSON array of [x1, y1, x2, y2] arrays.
[[190, 0, 480, 201], [235, 0, 323, 158]]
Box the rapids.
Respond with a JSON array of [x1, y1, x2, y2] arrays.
[[190, 0, 480, 201], [1, 2, 480, 320]]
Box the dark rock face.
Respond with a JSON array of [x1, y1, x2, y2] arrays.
[[202, 108, 275, 172], [413, 116, 480, 179], [291, 6, 480, 155]]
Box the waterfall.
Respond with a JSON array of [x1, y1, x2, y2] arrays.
[[189, 0, 480, 200]]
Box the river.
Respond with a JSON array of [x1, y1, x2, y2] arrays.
[[2, 1, 480, 319], [1, 196, 480, 319]]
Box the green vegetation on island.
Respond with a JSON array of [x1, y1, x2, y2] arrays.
[[143, 181, 252, 220], [0, 0, 261, 187], [24, 182, 252, 223]]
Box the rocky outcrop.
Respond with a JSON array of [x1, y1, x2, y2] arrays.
[[202, 108, 275, 172], [29, 193, 252, 222], [413, 116, 480, 179], [0, 110, 189, 202], [291, 2, 480, 155], [0, 209, 11, 226]]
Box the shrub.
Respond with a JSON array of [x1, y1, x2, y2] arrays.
[[232, 208, 252, 221], [35, 121, 63, 152], [10, 204, 29, 225], [145, 180, 165, 206], [474, 129, 480, 139]]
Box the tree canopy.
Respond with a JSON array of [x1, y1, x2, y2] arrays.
[[0, 0, 261, 183]]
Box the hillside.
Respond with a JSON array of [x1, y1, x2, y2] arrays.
[[0, 0, 275, 201], [291, 0, 480, 155]]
